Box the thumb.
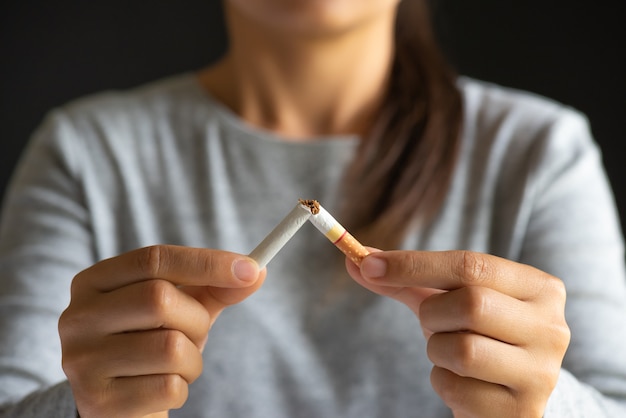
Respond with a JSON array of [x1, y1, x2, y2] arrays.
[[346, 249, 443, 318]]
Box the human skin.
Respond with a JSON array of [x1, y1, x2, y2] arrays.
[[199, 0, 399, 139], [57, 1, 570, 417], [346, 249, 571, 418], [60, 1, 402, 416], [215, 3, 571, 413], [224, 0, 401, 38], [58, 245, 265, 417]]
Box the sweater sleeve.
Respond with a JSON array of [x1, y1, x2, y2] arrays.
[[545, 370, 626, 417], [519, 109, 626, 416], [0, 381, 77, 418], [0, 111, 93, 416]]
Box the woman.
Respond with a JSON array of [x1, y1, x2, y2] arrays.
[[1, 0, 625, 417]]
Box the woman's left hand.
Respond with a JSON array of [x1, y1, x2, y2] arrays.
[[346, 249, 571, 418]]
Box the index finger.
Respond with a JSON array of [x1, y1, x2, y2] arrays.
[[360, 250, 555, 300], [75, 245, 260, 293]]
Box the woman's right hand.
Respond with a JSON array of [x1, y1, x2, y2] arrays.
[[58, 245, 265, 418]]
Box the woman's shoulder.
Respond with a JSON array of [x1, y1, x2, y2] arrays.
[[24, 73, 218, 183], [29, 72, 221, 165], [55, 72, 209, 126], [457, 76, 594, 157], [457, 76, 589, 133]]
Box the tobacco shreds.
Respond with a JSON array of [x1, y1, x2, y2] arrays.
[[298, 199, 320, 215]]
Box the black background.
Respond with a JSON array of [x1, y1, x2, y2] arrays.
[[1, 1, 624, 233]]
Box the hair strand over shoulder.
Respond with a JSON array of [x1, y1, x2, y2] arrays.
[[340, 0, 463, 249]]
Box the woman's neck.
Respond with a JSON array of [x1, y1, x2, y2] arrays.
[[198, 5, 396, 139]]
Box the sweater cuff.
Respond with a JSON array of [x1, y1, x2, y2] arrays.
[[0, 380, 77, 418], [544, 369, 626, 417]]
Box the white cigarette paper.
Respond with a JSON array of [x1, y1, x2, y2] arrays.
[[248, 203, 312, 268], [248, 199, 369, 269]]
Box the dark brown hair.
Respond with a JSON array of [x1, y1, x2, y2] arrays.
[[341, 0, 463, 249]]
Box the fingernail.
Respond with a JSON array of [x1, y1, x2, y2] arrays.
[[233, 259, 258, 282], [361, 255, 387, 280]]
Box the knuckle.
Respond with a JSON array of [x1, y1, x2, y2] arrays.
[[407, 254, 422, 278], [549, 320, 572, 355], [453, 334, 482, 375], [456, 251, 489, 286], [516, 403, 547, 418], [201, 250, 220, 275], [430, 367, 464, 410], [57, 307, 74, 339], [518, 362, 561, 415], [394, 251, 422, 278], [136, 245, 168, 278], [534, 362, 561, 391], [544, 275, 567, 301], [558, 321, 572, 348], [529, 271, 567, 303], [60, 350, 82, 381], [69, 272, 83, 297], [186, 351, 205, 383], [61, 350, 104, 395], [161, 330, 187, 365], [156, 374, 189, 409], [144, 279, 177, 321], [459, 287, 490, 328], [537, 277, 571, 353]]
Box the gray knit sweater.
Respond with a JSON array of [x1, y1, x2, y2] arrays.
[[1, 74, 625, 417]]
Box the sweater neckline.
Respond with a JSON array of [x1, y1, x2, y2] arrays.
[[186, 73, 361, 146]]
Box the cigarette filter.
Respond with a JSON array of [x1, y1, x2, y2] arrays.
[[300, 199, 370, 266]]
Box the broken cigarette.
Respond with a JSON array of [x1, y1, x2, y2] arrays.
[[248, 199, 369, 268], [299, 199, 370, 266], [248, 202, 312, 269]]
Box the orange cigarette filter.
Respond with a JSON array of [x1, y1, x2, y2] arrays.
[[299, 199, 370, 266]]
